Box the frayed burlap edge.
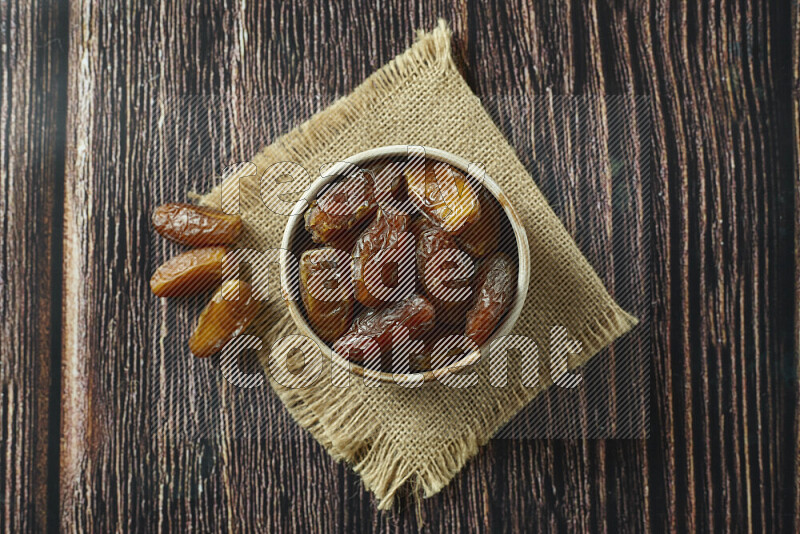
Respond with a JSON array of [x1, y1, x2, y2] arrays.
[[271, 302, 636, 510]]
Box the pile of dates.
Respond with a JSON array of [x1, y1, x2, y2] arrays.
[[300, 158, 517, 373], [148, 158, 517, 372]]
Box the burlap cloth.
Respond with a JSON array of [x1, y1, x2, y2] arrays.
[[198, 20, 637, 508]]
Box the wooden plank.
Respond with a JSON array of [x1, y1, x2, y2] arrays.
[[0, 0, 67, 531], [639, 0, 796, 531], [793, 0, 800, 530], [57, 0, 797, 532]]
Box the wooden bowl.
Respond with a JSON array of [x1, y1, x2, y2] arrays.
[[280, 146, 530, 385]]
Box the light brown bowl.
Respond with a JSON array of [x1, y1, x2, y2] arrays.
[[280, 146, 530, 385]]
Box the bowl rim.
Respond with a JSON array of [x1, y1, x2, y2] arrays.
[[279, 145, 531, 385]]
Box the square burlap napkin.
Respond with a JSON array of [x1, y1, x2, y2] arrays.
[[198, 20, 637, 508]]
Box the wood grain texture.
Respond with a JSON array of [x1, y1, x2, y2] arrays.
[[793, 0, 800, 530], [0, 0, 66, 532], [10, 0, 792, 531]]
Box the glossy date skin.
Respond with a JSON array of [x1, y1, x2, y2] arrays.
[[415, 219, 473, 323], [150, 246, 226, 297], [334, 294, 435, 362], [299, 248, 354, 343], [352, 209, 412, 308], [412, 217, 449, 275], [405, 159, 480, 234], [152, 203, 243, 246], [456, 189, 500, 258], [465, 253, 516, 347], [189, 280, 260, 358], [295, 159, 517, 372], [304, 169, 377, 244]]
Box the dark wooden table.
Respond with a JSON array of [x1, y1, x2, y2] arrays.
[[3, 0, 799, 531]]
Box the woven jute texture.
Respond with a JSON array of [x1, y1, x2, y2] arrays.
[[198, 20, 637, 508]]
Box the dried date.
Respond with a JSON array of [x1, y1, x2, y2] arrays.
[[465, 253, 516, 346], [150, 246, 226, 297], [152, 203, 243, 246], [305, 169, 377, 243], [415, 222, 474, 323], [456, 189, 500, 258], [352, 209, 413, 307], [189, 280, 260, 358], [299, 248, 354, 343], [334, 294, 435, 362], [405, 160, 480, 234]]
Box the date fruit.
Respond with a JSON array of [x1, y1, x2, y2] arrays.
[[456, 190, 500, 258], [371, 158, 413, 214], [152, 203, 243, 246], [405, 160, 480, 234], [334, 294, 435, 362], [352, 209, 412, 307], [299, 248, 354, 343], [465, 253, 516, 346], [305, 169, 377, 243], [150, 246, 226, 297], [189, 280, 260, 358], [415, 222, 473, 323]]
